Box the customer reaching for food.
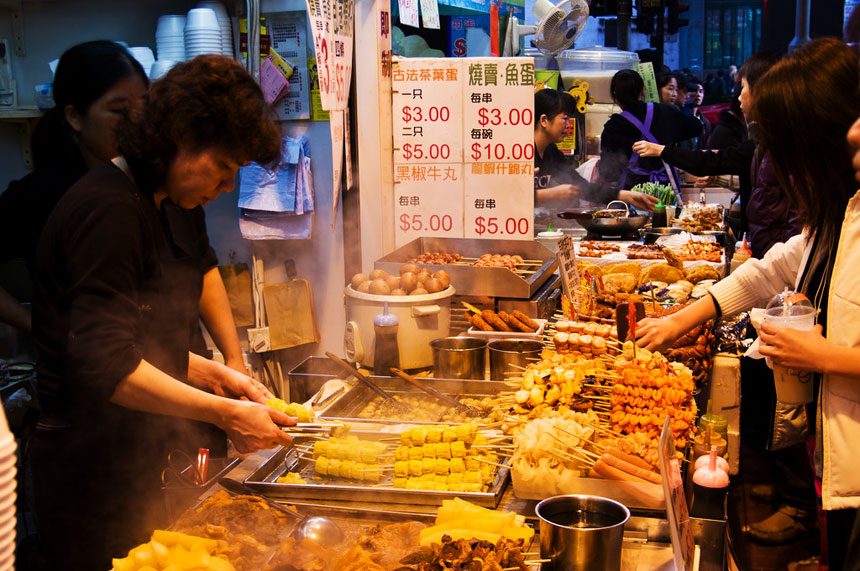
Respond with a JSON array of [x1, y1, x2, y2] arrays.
[[635, 38, 860, 570], [631, 51, 798, 259], [30, 56, 293, 570]]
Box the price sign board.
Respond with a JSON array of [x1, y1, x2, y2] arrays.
[[392, 56, 535, 245], [393, 59, 463, 164], [394, 164, 464, 246], [464, 162, 533, 239], [556, 236, 579, 303], [463, 58, 535, 163]]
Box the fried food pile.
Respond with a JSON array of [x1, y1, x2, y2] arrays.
[[172, 491, 292, 568], [610, 343, 698, 447], [467, 309, 540, 333], [266, 521, 426, 571], [395, 537, 529, 571]]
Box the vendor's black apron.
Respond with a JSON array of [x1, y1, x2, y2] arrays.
[[30, 184, 209, 570]]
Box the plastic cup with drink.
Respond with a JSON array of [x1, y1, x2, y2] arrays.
[[762, 289, 817, 404]]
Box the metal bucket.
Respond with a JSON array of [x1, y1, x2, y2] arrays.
[[536, 494, 630, 571], [430, 337, 486, 379], [488, 339, 543, 381]]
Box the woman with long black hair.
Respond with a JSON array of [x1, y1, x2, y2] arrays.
[[636, 37, 860, 570]]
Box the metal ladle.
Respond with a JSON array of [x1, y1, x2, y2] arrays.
[[218, 477, 345, 548]]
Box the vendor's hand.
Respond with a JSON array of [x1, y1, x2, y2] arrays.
[[215, 367, 275, 404], [631, 140, 665, 158], [692, 176, 713, 188], [635, 317, 686, 352], [549, 183, 581, 199], [618, 190, 659, 211], [220, 400, 296, 453], [759, 322, 829, 373]]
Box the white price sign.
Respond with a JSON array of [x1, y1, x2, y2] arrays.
[[393, 58, 463, 164], [464, 162, 533, 240], [394, 164, 464, 246], [463, 58, 535, 163]]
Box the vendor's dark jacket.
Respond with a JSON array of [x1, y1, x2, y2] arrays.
[[598, 101, 702, 189]]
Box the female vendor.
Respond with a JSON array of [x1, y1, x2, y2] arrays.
[[30, 56, 293, 569]]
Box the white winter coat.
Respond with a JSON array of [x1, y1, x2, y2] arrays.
[[709, 190, 860, 509]]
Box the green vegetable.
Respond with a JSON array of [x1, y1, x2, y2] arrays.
[[631, 182, 677, 206]]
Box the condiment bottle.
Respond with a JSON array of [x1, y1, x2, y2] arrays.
[[698, 403, 728, 446], [690, 445, 730, 520], [651, 201, 667, 228], [373, 302, 401, 376]]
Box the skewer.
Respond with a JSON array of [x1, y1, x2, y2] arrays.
[[550, 446, 593, 466], [471, 457, 508, 469]]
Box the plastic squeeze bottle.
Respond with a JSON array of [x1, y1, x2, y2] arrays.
[[373, 302, 401, 376]]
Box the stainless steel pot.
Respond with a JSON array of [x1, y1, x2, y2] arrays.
[[536, 494, 630, 571], [488, 339, 543, 381], [430, 337, 486, 379]]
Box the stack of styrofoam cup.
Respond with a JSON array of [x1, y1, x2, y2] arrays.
[[0, 401, 17, 571], [185, 8, 222, 58], [197, 1, 233, 57], [156, 15, 187, 61], [128, 47, 155, 77], [150, 60, 178, 79]]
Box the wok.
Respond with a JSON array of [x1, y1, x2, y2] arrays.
[[558, 203, 649, 236]]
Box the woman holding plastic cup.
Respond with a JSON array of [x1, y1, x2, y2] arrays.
[[636, 37, 860, 569]]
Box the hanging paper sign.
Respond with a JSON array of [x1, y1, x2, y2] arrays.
[[398, 0, 420, 28], [267, 12, 311, 120], [305, 0, 354, 111], [419, 0, 441, 29], [330, 109, 345, 226]]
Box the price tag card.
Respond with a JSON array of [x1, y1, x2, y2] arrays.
[[393, 58, 463, 164], [556, 236, 579, 302], [463, 58, 535, 163], [394, 164, 464, 246], [658, 417, 696, 571], [464, 162, 533, 239]]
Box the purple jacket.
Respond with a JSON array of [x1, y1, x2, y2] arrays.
[[746, 149, 801, 259]]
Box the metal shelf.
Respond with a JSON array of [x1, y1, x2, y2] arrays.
[[0, 106, 40, 120]]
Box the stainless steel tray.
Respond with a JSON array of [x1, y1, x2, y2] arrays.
[[319, 377, 506, 425], [244, 439, 511, 508], [375, 237, 558, 299]]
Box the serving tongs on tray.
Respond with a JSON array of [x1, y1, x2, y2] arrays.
[[324, 352, 411, 415], [389, 367, 482, 418]]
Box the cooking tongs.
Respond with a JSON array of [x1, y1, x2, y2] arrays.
[[324, 352, 411, 414], [390, 367, 482, 418]]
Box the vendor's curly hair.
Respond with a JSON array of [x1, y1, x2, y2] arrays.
[[118, 55, 281, 191]]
